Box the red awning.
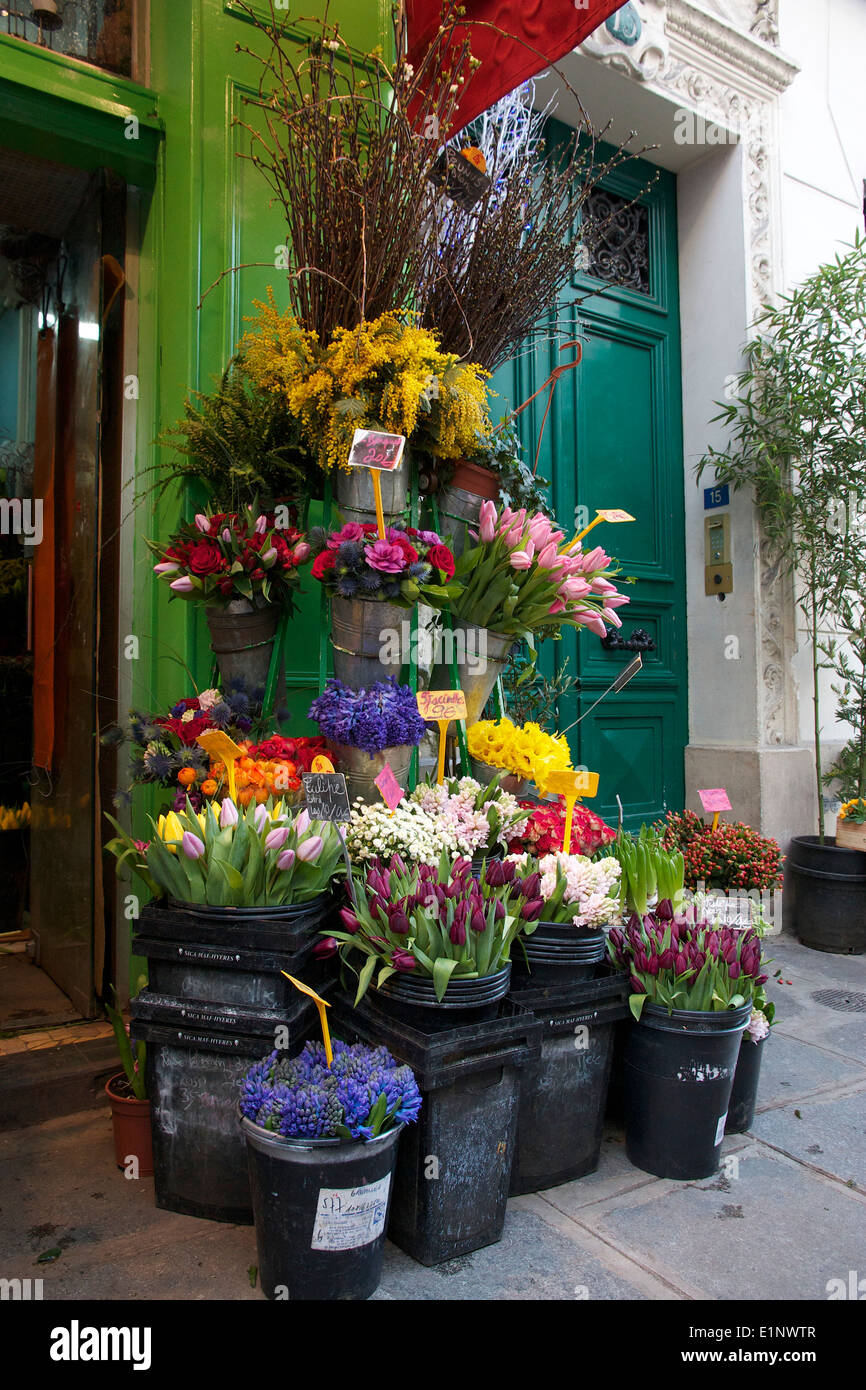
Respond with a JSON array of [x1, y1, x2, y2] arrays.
[[407, 1, 626, 135]]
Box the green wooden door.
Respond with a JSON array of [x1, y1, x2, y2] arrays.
[[492, 142, 687, 830]]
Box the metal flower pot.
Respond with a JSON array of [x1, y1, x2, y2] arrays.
[[335, 465, 409, 528], [330, 596, 406, 688], [429, 621, 514, 726], [205, 600, 279, 690], [437, 483, 483, 558], [469, 757, 529, 797], [326, 740, 413, 805]]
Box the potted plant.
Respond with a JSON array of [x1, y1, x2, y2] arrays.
[[308, 522, 458, 686], [239, 1040, 421, 1301], [658, 811, 784, 930], [609, 825, 686, 917], [466, 714, 574, 796], [700, 235, 866, 952], [148, 503, 310, 689], [307, 678, 427, 804], [836, 798, 866, 852], [239, 298, 490, 525], [437, 502, 629, 719], [726, 987, 776, 1136], [150, 357, 310, 513], [607, 905, 769, 1178], [104, 990, 152, 1178], [409, 774, 529, 875], [506, 850, 622, 984], [327, 851, 536, 1022]]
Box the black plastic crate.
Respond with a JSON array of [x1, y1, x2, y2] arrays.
[[131, 994, 320, 1225], [330, 992, 541, 1266], [135, 895, 338, 950], [507, 968, 630, 1195], [132, 931, 336, 1008]]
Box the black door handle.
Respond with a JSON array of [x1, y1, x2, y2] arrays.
[[600, 627, 656, 652]]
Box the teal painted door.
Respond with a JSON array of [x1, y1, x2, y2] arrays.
[[493, 140, 687, 830]]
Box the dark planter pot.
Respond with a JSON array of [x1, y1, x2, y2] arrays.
[[508, 969, 630, 1194], [725, 1032, 766, 1134], [105, 1074, 153, 1177], [512, 923, 607, 987], [787, 835, 866, 954], [242, 1115, 402, 1300], [469, 847, 503, 879], [369, 964, 512, 1031], [0, 827, 29, 932], [624, 1002, 751, 1180]]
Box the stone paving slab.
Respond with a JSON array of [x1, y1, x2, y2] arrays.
[[570, 1145, 866, 1302], [749, 1087, 866, 1191], [751, 1030, 866, 1112]]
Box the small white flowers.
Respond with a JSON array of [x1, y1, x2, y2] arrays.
[[747, 1008, 770, 1042], [346, 799, 456, 865]]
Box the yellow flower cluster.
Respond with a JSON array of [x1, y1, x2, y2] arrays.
[[467, 719, 573, 793], [0, 803, 30, 831], [838, 797, 866, 822], [239, 292, 490, 471]]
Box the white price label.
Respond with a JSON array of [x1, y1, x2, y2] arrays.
[[715, 1113, 728, 1146], [310, 1174, 392, 1251]]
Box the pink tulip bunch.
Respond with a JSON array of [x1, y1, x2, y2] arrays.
[[453, 501, 629, 647]]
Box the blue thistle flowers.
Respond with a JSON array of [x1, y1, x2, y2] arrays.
[[239, 1040, 421, 1141]]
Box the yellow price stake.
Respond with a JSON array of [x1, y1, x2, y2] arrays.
[[563, 508, 635, 554], [196, 729, 244, 802], [543, 768, 599, 854], [417, 690, 468, 785], [311, 754, 335, 773], [282, 973, 333, 1066]]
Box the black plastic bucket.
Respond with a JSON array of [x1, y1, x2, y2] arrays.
[[512, 924, 607, 987], [242, 1117, 403, 1300], [331, 993, 541, 1266], [624, 1001, 751, 1179], [508, 970, 629, 1194], [725, 1033, 766, 1134], [786, 836, 866, 954], [370, 963, 512, 1030]]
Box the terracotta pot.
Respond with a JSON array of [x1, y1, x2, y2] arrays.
[[449, 460, 499, 499], [105, 1073, 153, 1177], [836, 818, 866, 853]]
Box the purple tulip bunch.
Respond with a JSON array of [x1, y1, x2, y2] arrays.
[[324, 852, 540, 1002], [607, 900, 769, 1020]]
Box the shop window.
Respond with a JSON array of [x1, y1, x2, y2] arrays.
[[0, 1, 136, 79]]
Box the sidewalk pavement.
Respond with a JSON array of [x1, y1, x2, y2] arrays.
[[1, 931, 864, 1301]]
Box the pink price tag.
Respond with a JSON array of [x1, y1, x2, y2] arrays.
[[698, 788, 732, 814], [374, 764, 405, 811]]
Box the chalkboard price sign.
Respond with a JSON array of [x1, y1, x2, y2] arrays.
[[347, 428, 405, 472], [301, 772, 352, 823]]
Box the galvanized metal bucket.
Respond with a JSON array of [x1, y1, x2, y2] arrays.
[[330, 596, 406, 687], [437, 483, 482, 558], [469, 757, 530, 797], [326, 740, 413, 805], [335, 465, 409, 528], [429, 621, 514, 726], [205, 600, 279, 690]]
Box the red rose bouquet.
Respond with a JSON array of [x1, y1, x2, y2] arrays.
[[148, 503, 310, 609], [308, 521, 459, 609]]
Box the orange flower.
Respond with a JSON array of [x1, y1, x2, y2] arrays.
[[177, 767, 197, 787], [237, 786, 255, 807], [201, 779, 217, 797]]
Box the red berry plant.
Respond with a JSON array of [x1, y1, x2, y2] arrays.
[[607, 900, 769, 1021], [657, 811, 783, 892]]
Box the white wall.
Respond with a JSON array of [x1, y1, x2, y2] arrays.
[[777, 0, 866, 766]]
